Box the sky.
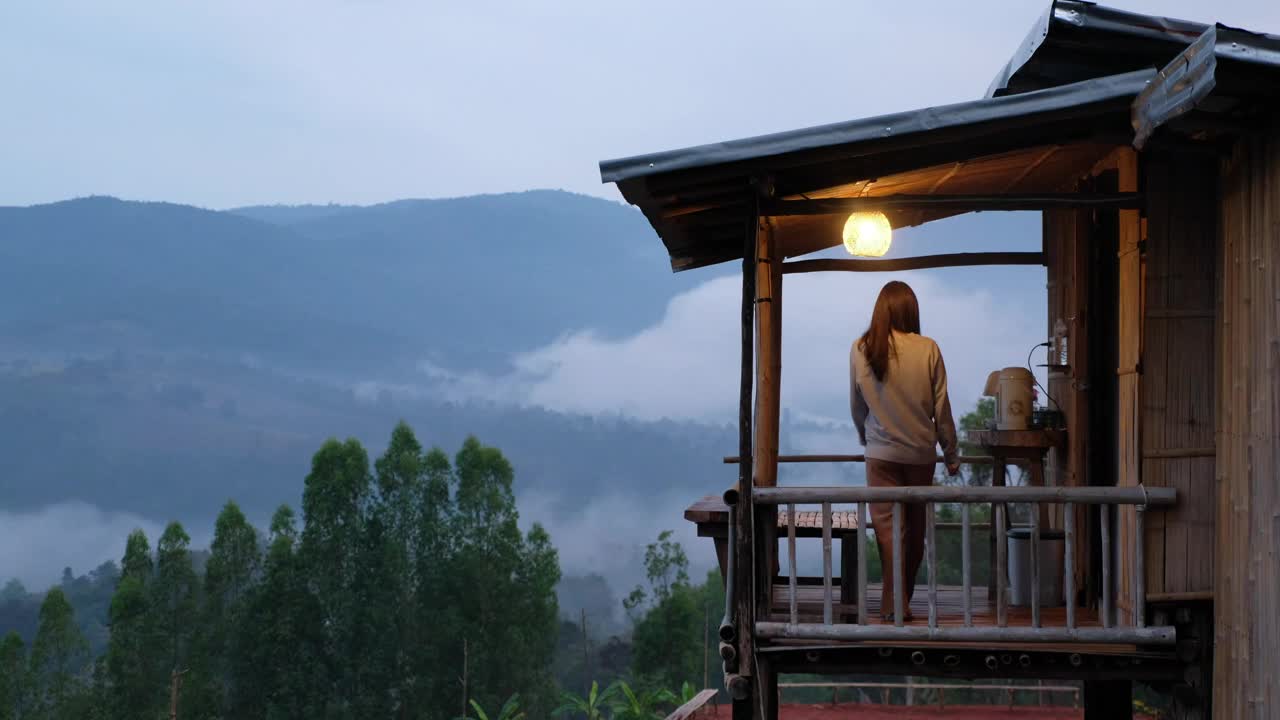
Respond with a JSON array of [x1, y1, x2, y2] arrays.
[[4, 0, 1280, 589], [3, 0, 1278, 209]]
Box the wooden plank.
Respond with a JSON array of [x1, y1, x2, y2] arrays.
[[664, 689, 719, 720]]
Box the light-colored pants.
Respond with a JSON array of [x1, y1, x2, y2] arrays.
[[867, 458, 935, 615]]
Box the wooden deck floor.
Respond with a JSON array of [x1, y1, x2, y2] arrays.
[[769, 583, 1100, 629]]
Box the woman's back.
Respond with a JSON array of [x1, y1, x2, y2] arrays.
[[851, 330, 958, 466]]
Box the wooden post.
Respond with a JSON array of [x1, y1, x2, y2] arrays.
[[732, 208, 758, 720], [753, 211, 782, 611]]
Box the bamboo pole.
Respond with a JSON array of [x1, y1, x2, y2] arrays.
[[961, 504, 972, 627], [760, 192, 1143, 215], [857, 503, 868, 626], [1031, 502, 1041, 629], [996, 503, 1008, 628], [755, 622, 1177, 644], [1102, 504, 1112, 629], [927, 503, 938, 630], [783, 253, 1045, 274], [1065, 502, 1076, 630], [1135, 507, 1145, 628], [752, 485, 1175, 505], [893, 502, 904, 627], [822, 502, 833, 625], [724, 454, 1013, 464], [787, 503, 798, 626], [732, 211, 755, 679]]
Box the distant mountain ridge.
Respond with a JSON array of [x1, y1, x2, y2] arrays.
[[0, 191, 731, 532], [1, 191, 703, 377]]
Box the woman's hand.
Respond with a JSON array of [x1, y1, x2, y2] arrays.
[[946, 461, 961, 477]]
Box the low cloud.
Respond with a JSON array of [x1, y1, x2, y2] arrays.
[[517, 490, 710, 598], [0, 502, 167, 590], [423, 268, 1045, 428]]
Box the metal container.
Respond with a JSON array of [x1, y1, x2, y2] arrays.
[[1007, 527, 1065, 607]]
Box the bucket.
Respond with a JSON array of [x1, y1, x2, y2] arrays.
[[996, 367, 1035, 430], [1006, 527, 1065, 607]]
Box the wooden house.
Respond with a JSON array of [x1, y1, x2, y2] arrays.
[[599, 3, 1280, 719]]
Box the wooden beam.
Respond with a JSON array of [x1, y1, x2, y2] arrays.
[[782, 252, 1044, 274], [760, 193, 1143, 216]]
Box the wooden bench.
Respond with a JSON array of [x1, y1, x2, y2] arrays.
[[685, 495, 863, 619]]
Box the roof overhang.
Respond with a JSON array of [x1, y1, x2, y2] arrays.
[[600, 70, 1153, 272], [990, 0, 1280, 98], [1133, 25, 1280, 150]]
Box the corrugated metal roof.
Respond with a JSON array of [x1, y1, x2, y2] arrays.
[[600, 70, 1152, 272], [989, 0, 1280, 98]]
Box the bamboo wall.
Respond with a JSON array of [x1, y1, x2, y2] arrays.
[[1214, 127, 1280, 719], [1139, 150, 1218, 599]]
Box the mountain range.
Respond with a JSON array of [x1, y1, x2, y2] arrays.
[[0, 192, 737, 587]]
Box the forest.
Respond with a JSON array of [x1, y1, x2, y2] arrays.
[[0, 403, 1028, 720], [0, 422, 738, 720]]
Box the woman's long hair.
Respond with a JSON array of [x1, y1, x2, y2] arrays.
[[858, 281, 922, 382]]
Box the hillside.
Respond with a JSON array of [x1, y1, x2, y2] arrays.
[[0, 191, 744, 591], [0, 192, 704, 376]]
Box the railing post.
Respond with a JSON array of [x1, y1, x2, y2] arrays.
[[788, 503, 798, 626], [1064, 502, 1076, 630], [1101, 503, 1113, 629], [961, 503, 972, 627], [996, 501, 1008, 628], [857, 502, 868, 626], [893, 502, 904, 626], [1031, 501, 1041, 629], [927, 503, 937, 630], [1135, 504, 1145, 628], [822, 502, 833, 625]]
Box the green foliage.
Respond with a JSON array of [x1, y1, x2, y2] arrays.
[[0, 632, 27, 720], [554, 680, 615, 720], [2, 427, 563, 720], [27, 588, 88, 719], [626, 532, 702, 693], [460, 694, 526, 720], [608, 680, 676, 720], [152, 522, 198, 673]]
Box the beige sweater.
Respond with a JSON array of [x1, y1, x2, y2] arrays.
[[850, 330, 959, 466]]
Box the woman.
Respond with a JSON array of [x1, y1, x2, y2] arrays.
[[850, 281, 960, 621]]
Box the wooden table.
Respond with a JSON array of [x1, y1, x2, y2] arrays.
[[965, 428, 1066, 595], [685, 495, 863, 620]]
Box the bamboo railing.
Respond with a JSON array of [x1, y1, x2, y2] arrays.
[[750, 484, 1175, 645]]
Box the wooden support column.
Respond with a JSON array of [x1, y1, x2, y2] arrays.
[[732, 212, 757, 720], [1114, 147, 1143, 626], [751, 207, 781, 720]]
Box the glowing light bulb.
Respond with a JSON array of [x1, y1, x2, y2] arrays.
[[842, 211, 892, 257]]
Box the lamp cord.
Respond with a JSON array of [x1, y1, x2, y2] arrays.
[[1027, 341, 1063, 415]]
